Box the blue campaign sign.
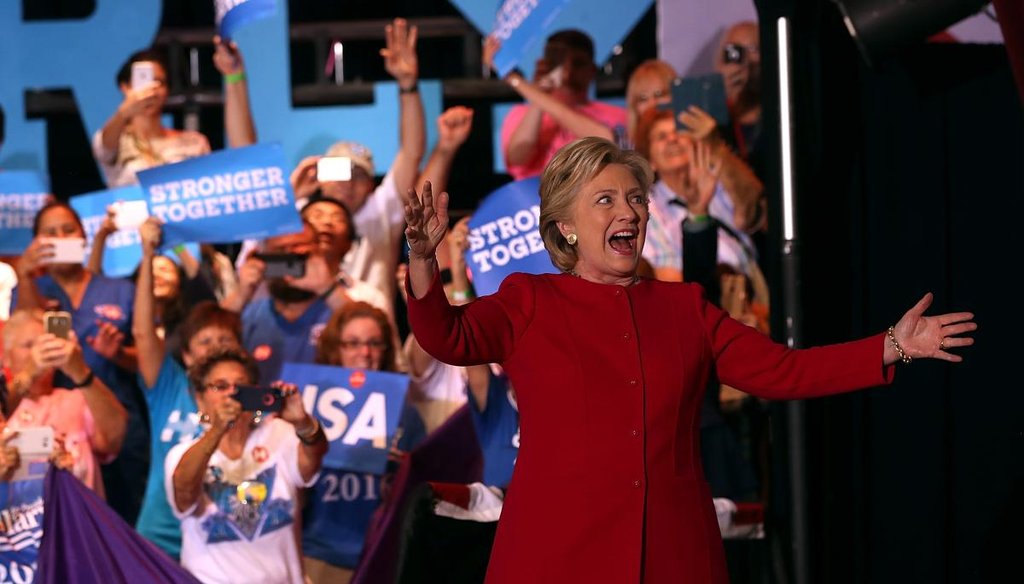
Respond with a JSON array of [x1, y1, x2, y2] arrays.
[[284, 362, 410, 475], [466, 177, 557, 297], [216, 0, 277, 40], [491, 0, 572, 78], [0, 475, 46, 582], [137, 143, 303, 247], [71, 186, 145, 278], [0, 172, 50, 255]]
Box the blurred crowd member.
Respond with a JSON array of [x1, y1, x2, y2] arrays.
[[290, 18, 425, 302], [1, 310, 126, 491], [716, 21, 763, 163], [93, 38, 256, 188], [303, 301, 425, 584], [133, 217, 243, 559], [635, 108, 763, 285], [624, 59, 676, 146], [14, 201, 148, 523], [167, 349, 326, 583], [416, 106, 475, 201], [228, 223, 387, 384], [486, 29, 627, 180]]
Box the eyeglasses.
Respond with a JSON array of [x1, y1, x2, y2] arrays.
[[204, 380, 238, 393], [722, 43, 759, 65], [339, 339, 387, 351]]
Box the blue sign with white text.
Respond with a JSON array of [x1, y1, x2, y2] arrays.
[[284, 362, 410, 475], [216, 0, 277, 40], [0, 475, 45, 582], [466, 177, 557, 297], [0, 172, 50, 255], [492, 0, 572, 78], [137, 143, 302, 247]]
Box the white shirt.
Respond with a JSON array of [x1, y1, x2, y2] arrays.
[[165, 419, 317, 584], [0, 261, 17, 320], [343, 170, 405, 304]]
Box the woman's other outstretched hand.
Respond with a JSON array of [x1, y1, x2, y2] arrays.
[[885, 293, 976, 365]]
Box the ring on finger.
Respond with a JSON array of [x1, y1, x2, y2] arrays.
[[939, 338, 946, 351]]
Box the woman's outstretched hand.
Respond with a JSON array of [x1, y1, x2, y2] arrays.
[[403, 180, 450, 262], [886, 293, 976, 364]]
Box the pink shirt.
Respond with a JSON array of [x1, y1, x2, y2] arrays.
[[9, 388, 105, 496], [500, 101, 627, 180]]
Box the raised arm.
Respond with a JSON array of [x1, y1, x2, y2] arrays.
[[13, 238, 54, 312], [276, 382, 327, 483], [417, 107, 473, 196], [87, 206, 117, 275], [97, 86, 162, 159], [214, 36, 257, 148], [381, 18, 426, 196], [172, 398, 238, 514], [132, 217, 166, 388]]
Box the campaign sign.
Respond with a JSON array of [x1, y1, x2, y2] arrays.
[[137, 143, 303, 247], [466, 177, 557, 297], [215, 0, 277, 40], [0, 172, 49, 255], [284, 362, 410, 475], [0, 475, 45, 583], [491, 0, 572, 78]]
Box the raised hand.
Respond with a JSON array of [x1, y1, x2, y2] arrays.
[[213, 35, 245, 76], [87, 321, 125, 361], [290, 155, 322, 201], [437, 106, 474, 154], [273, 382, 309, 427], [683, 139, 720, 215], [381, 18, 419, 91], [138, 216, 163, 255], [403, 181, 449, 262], [888, 293, 976, 364], [17, 238, 55, 279], [482, 36, 501, 75], [119, 85, 162, 119]]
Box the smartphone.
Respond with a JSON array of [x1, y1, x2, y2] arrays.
[[43, 310, 72, 339], [39, 237, 86, 265], [7, 427, 55, 456], [317, 157, 352, 182], [112, 200, 150, 230], [131, 61, 156, 91], [671, 74, 731, 129], [254, 252, 307, 279], [233, 385, 284, 413]]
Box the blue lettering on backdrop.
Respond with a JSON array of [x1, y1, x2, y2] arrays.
[[466, 177, 556, 297], [0, 2, 161, 171], [284, 362, 409, 475], [0, 1, 440, 180], [0, 172, 50, 255], [137, 143, 303, 246]]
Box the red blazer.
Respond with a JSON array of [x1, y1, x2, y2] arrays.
[[407, 271, 894, 583]]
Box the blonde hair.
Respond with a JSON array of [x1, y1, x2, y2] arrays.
[[2, 310, 44, 354], [626, 59, 677, 143], [539, 137, 654, 273]]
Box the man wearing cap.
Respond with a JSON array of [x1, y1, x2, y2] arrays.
[[291, 18, 425, 304]]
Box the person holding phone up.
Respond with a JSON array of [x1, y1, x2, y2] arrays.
[[0, 310, 126, 491], [92, 37, 257, 188], [167, 349, 326, 584], [484, 29, 627, 181]]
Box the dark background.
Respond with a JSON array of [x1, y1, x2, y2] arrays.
[[15, 1, 1024, 582]]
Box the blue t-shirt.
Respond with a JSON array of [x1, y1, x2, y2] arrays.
[[24, 273, 149, 524], [468, 372, 520, 489], [136, 357, 201, 560], [302, 405, 426, 568], [242, 297, 333, 384]]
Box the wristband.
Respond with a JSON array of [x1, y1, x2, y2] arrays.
[[173, 244, 187, 255], [72, 369, 95, 388], [399, 82, 419, 94], [689, 213, 710, 222], [296, 418, 324, 445], [224, 71, 247, 84]]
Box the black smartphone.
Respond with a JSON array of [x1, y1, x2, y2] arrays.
[[671, 74, 730, 129], [43, 310, 72, 339], [233, 385, 285, 413], [254, 252, 307, 279]]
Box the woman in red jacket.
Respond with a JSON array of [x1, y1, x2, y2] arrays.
[[401, 137, 976, 583]]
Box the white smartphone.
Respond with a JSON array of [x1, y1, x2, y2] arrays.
[[7, 427, 55, 456], [112, 200, 150, 230], [131, 61, 156, 91], [39, 237, 86, 265], [317, 156, 352, 182]]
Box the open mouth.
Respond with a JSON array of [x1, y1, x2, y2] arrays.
[[608, 230, 639, 255]]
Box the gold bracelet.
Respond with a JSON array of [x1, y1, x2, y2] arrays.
[[887, 326, 912, 364]]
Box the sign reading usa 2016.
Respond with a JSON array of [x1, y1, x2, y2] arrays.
[[466, 177, 557, 297], [136, 143, 303, 248], [283, 362, 410, 475]]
